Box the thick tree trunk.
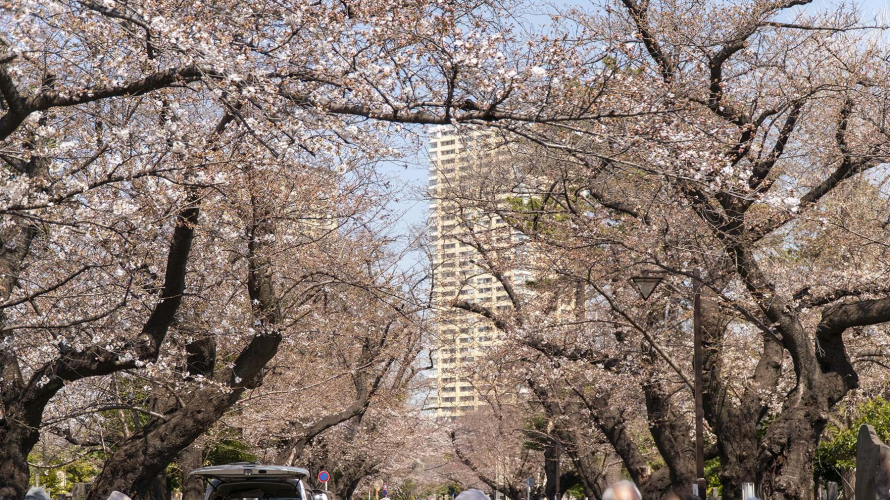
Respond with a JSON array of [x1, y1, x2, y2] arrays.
[[0, 407, 39, 500], [179, 443, 205, 500], [699, 293, 763, 500], [642, 376, 696, 492], [0, 222, 41, 500], [137, 471, 171, 500], [544, 439, 559, 500], [757, 402, 827, 500], [712, 418, 757, 500], [87, 388, 242, 500]]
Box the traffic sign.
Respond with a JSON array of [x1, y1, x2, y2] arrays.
[[319, 471, 330, 483], [525, 478, 535, 488]]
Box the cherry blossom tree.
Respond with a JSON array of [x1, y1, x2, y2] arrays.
[[433, 1, 890, 498], [0, 0, 622, 498]]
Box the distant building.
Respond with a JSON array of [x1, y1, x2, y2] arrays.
[[427, 126, 526, 418]]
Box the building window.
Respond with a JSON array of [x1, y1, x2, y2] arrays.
[[460, 396, 475, 402], [442, 397, 456, 402]]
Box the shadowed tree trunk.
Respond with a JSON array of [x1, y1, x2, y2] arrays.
[[180, 443, 205, 500], [0, 198, 200, 500], [544, 437, 559, 500], [87, 194, 282, 500]]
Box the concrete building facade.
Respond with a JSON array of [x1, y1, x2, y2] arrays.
[[426, 126, 523, 418]]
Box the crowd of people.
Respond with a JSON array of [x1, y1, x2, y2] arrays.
[[453, 480, 709, 500], [25, 479, 739, 500]]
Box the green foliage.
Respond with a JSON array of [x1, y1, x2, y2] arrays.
[[815, 397, 890, 484], [521, 414, 550, 451], [167, 462, 183, 492], [504, 196, 570, 236], [28, 455, 102, 498], [756, 412, 777, 441], [704, 457, 721, 497], [391, 478, 421, 500], [564, 483, 585, 499], [204, 438, 258, 465]]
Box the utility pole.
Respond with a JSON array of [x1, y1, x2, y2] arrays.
[[692, 269, 706, 497], [554, 446, 560, 500], [631, 268, 707, 498]]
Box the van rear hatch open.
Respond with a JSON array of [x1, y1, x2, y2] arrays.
[[189, 464, 310, 481]]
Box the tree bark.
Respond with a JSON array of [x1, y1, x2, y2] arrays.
[[0, 197, 199, 500], [180, 443, 205, 500], [0, 400, 40, 500], [544, 437, 559, 500], [756, 399, 827, 500], [88, 188, 284, 500]]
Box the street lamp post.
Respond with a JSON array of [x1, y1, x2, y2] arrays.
[[631, 268, 707, 498]]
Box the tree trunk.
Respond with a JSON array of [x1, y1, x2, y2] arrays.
[[544, 438, 559, 500], [179, 443, 205, 500], [698, 283, 778, 500], [0, 405, 39, 500], [712, 418, 757, 500], [86, 388, 242, 500], [841, 469, 855, 500], [642, 376, 696, 492], [757, 402, 827, 500], [89, 200, 283, 500], [136, 470, 171, 500]]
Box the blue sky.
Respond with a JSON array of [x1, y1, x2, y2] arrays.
[[378, 0, 890, 273]]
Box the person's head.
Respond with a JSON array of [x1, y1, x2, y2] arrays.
[[25, 488, 51, 500], [662, 488, 700, 500], [602, 481, 642, 500], [454, 490, 490, 500]]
